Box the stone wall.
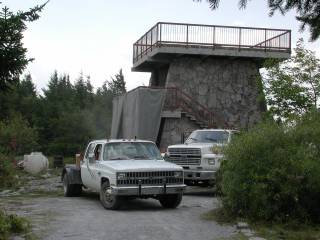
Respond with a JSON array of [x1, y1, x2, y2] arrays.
[[158, 115, 199, 151], [149, 66, 169, 87], [164, 56, 266, 129], [151, 56, 266, 149]]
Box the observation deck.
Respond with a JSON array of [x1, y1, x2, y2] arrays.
[[132, 22, 291, 72]]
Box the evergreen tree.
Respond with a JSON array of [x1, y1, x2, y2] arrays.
[[0, 74, 38, 124], [107, 69, 126, 96], [94, 82, 114, 138], [74, 72, 94, 109], [0, 2, 46, 90], [196, 0, 320, 41]]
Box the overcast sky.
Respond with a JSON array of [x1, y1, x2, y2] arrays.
[[3, 0, 320, 93]]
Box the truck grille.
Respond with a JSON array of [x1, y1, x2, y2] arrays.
[[167, 148, 201, 165], [117, 171, 183, 186]]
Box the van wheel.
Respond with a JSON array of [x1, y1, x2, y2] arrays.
[[159, 194, 182, 208], [100, 181, 121, 210], [63, 174, 82, 197]]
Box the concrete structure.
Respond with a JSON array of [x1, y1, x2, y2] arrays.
[[130, 22, 291, 150]]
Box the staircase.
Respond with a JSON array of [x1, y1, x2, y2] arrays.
[[162, 87, 216, 128]]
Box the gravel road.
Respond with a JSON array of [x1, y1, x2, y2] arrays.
[[2, 188, 237, 240]]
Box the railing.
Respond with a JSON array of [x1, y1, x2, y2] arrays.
[[133, 22, 291, 63], [130, 86, 218, 128]]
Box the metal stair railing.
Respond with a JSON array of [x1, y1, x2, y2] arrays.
[[127, 86, 228, 128]]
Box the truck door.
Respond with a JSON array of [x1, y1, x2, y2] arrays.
[[81, 143, 103, 191], [81, 142, 96, 189]]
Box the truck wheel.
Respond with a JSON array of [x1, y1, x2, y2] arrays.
[[63, 174, 82, 197], [100, 182, 121, 210], [159, 194, 182, 208]]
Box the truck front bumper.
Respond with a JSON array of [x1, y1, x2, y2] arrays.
[[183, 169, 216, 181], [111, 184, 186, 196]]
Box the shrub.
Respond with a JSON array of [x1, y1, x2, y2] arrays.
[[0, 154, 16, 189], [0, 114, 38, 155], [219, 111, 320, 223], [0, 208, 30, 239]]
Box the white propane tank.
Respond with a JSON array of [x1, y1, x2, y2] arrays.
[[23, 152, 49, 174]]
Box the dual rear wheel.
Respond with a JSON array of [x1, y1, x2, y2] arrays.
[[63, 174, 82, 197]]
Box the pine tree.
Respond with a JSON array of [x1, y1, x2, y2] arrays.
[[196, 0, 320, 41], [0, 2, 46, 90], [107, 69, 126, 96]]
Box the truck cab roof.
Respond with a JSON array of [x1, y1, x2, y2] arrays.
[[88, 139, 155, 144]]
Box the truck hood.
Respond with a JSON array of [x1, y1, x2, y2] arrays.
[[99, 159, 182, 172]]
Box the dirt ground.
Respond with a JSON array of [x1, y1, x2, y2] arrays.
[[1, 175, 238, 240]]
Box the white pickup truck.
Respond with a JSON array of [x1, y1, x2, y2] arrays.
[[62, 139, 185, 210], [166, 129, 238, 185]]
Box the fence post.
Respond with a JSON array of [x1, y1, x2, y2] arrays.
[[213, 26, 215, 48], [239, 28, 241, 51], [186, 24, 189, 47], [264, 29, 267, 52], [151, 29, 153, 51], [289, 30, 291, 52], [145, 34, 148, 54], [159, 23, 162, 44]]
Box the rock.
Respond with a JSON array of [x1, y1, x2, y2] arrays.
[[0, 190, 11, 196], [41, 173, 52, 178], [249, 237, 267, 240], [241, 228, 254, 237], [237, 222, 249, 229]]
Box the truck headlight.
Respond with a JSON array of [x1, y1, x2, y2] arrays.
[[117, 173, 126, 180], [208, 158, 215, 165], [174, 171, 183, 178]]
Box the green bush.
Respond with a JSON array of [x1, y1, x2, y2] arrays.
[[0, 209, 30, 239], [0, 114, 38, 155], [0, 154, 16, 189], [219, 111, 320, 223]]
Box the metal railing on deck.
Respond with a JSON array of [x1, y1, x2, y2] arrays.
[[133, 22, 291, 63]]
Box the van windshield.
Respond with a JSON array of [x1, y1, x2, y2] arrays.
[[103, 142, 163, 160], [185, 131, 230, 144]]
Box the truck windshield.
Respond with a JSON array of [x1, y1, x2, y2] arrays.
[[185, 131, 230, 144], [103, 142, 163, 160]]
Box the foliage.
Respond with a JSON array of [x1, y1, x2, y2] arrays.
[[196, 0, 320, 41], [107, 69, 126, 96], [263, 39, 320, 123], [0, 2, 46, 90], [0, 114, 38, 155], [219, 111, 320, 223], [0, 208, 30, 240], [0, 154, 16, 189], [0, 65, 124, 156], [0, 74, 38, 124], [46, 110, 95, 156], [254, 222, 320, 240]]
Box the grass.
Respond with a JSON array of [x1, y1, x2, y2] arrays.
[[201, 208, 236, 225], [203, 207, 320, 240], [253, 223, 320, 240], [217, 233, 248, 240], [0, 208, 32, 240]]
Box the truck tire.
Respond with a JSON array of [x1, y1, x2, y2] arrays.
[[63, 174, 82, 197], [159, 193, 182, 208], [100, 181, 121, 210]]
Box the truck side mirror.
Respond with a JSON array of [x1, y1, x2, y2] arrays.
[[88, 153, 95, 163]]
